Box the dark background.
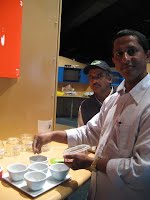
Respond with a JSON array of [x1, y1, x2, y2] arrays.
[[59, 0, 150, 66]]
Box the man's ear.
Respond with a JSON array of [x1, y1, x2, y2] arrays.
[[146, 50, 150, 63], [109, 76, 112, 83], [112, 57, 116, 67], [107, 75, 112, 83]]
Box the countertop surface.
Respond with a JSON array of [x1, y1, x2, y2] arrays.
[[0, 142, 91, 200], [57, 91, 93, 98]]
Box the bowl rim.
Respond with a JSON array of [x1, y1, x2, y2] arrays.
[[29, 155, 48, 161], [24, 171, 47, 182], [28, 162, 49, 170], [7, 163, 28, 173], [49, 163, 69, 172]]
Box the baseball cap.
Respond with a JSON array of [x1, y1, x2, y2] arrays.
[[83, 60, 111, 74]]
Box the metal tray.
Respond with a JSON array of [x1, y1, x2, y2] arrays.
[[2, 171, 71, 198]]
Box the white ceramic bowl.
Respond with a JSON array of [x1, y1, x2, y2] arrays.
[[29, 155, 48, 164], [49, 163, 69, 181], [7, 163, 28, 182], [28, 162, 49, 174], [24, 171, 47, 191]]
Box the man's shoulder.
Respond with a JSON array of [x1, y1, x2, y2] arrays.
[[80, 96, 99, 111], [81, 95, 97, 105]]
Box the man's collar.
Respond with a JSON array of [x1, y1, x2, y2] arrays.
[[116, 74, 150, 104]]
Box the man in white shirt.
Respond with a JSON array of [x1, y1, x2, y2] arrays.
[[33, 29, 150, 200]]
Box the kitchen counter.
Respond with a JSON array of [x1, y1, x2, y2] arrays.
[[56, 96, 88, 118], [0, 142, 91, 200], [57, 91, 92, 98]]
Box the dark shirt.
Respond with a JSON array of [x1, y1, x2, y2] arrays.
[[80, 95, 102, 125]]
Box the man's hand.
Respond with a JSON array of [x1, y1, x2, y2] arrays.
[[64, 153, 94, 170], [32, 131, 67, 154], [32, 132, 52, 154]]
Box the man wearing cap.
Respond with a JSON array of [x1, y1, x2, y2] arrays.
[[78, 60, 114, 127]]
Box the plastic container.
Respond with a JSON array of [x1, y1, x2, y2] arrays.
[[5, 137, 21, 157], [63, 144, 91, 156], [20, 134, 33, 152]]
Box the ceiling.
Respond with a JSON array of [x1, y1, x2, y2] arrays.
[[59, 0, 150, 66]]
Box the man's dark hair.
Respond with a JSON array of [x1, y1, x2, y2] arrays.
[[112, 29, 149, 53]]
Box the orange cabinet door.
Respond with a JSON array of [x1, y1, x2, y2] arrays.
[[0, 0, 23, 78]]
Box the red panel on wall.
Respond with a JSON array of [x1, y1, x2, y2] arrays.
[[0, 0, 23, 78]]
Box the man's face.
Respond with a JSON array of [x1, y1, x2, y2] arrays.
[[112, 35, 148, 83], [88, 68, 112, 95]]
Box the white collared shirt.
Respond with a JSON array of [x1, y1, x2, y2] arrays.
[[66, 74, 150, 200]]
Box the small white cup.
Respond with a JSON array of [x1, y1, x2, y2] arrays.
[[29, 155, 48, 164], [24, 171, 47, 191], [49, 163, 69, 181], [7, 163, 28, 182], [28, 162, 49, 174]]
